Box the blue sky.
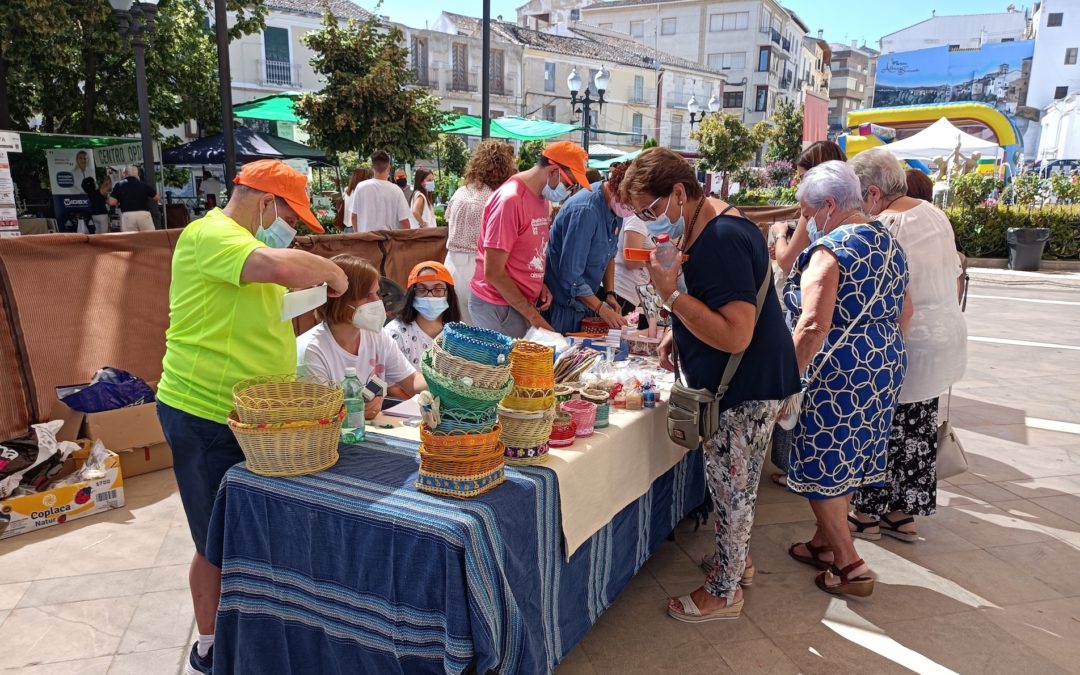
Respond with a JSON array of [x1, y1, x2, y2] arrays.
[[367, 0, 1014, 48]]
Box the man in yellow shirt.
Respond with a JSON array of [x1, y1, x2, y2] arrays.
[[156, 160, 347, 675]]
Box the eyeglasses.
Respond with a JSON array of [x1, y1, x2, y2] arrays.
[[634, 194, 670, 222], [414, 286, 448, 298]]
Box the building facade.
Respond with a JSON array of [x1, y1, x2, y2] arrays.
[[427, 12, 725, 153], [879, 8, 1030, 55], [1028, 0, 1080, 113], [1036, 92, 1080, 161], [577, 0, 808, 124], [828, 42, 879, 130]]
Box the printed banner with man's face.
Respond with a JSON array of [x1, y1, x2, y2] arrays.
[[46, 149, 97, 195]]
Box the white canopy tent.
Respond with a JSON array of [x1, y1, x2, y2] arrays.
[[882, 117, 1000, 161]]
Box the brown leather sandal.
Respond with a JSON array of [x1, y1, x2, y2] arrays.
[[815, 559, 875, 597], [788, 541, 834, 571]]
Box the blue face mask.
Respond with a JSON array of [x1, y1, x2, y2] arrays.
[[413, 296, 449, 321], [805, 216, 822, 243], [542, 181, 570, 203], [646, 195, 685, 241], [254, 202, 296, 249]]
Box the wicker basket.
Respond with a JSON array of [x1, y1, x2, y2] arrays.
[[416, 464, 505, 499], [581, 389, 610, 405], [421, 352, 514, 414], [227, 406, 345, 477], [232, 374, 344, 425], [434, 408, 500, 434], [594, 403, 611, 429], [498, 405, 556, 449], [549, 412, 577, 447], [420, 423, 502, 457], [419, 445, 506, 476], [504, 442, 550, 465], [508, 341, 555, 389], [560, 399, 597, 437], [580, 317, 607, 334], [441, 322, 514, 366], [430, 336, 512, 390], [501, 386, 555, 412], [554, 384, 574, 404], [418, 423, 506, 492]]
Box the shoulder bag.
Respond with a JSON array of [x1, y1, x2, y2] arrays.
[[936, 388, 968, 479]]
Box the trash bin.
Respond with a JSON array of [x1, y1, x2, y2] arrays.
[[1006, 227, 1050, 271]]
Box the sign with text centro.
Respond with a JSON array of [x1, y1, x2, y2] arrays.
[[94, 142, 161, 168]]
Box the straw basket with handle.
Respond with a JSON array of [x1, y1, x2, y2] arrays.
[[228, 406, 345, 477], [232, 374, 344, 425]]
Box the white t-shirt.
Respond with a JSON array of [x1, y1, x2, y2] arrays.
[[342, 190, 354, 232], [199, 178, 222, 196], [296, 322, 415, 387], [383, 319, 436, 369], [879, 201, 967, 403], [348, 179, 411, 232], [613, 216, 653, 304], [409, 192, 436, 229]]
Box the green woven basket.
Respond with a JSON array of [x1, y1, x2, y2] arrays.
[[421, 351, 514, 414]]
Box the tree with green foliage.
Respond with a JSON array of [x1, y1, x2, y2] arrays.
[[297, 11, 448, 161], [1048, 171, 1080, 204], [764, 99, 804, 164], [0, 0, 267, 134], [432, 134, 469, 177], [517, 140, 544, 171], [951, 172, 998, 209], [691, 113, 758, 197]]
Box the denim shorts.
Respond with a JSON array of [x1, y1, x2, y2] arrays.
[[157, 402, 246, 556]]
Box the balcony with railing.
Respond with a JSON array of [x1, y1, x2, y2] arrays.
[[446, 74, 478, 93], [627, 86, 655, 104], [411, 67, 437, 89], [771, 28, 781, 45], [666, 91, 697, 109], [259, 59, 299, 87], [781, 36, 791, 53]]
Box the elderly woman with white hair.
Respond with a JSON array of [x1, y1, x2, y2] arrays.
[[847, 148, 967, 543], [784, 161, 911, 597]]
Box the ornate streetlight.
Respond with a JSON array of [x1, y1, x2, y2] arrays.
[[567, 65, 609, 153], [109, 0, 159, 190], [688, 91, 721, 129]]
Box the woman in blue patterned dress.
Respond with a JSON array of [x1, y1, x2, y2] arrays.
[[783, 161, 912, 597]]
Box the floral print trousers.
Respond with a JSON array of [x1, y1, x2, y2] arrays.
[[852, 397, 940, 517], [701, 399, 781, 601]]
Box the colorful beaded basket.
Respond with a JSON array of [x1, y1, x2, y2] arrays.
[[583, 389, 611, 430], [580, 317, 607, 335], [227, 406, 345, 477], [416, 465, 505, 499], [430, 336, 512, 390], [417, 423, 506, 498], [560, 399, 598, 437], [421, 352, 514, 414], [504, 442, 550, 465], [594, 403, 611, 429], [549, 412, 577, 447], [497, 405, 556, 450], [508, 341, 555, 389], [232, 374, 344, 425], [501, 385, 555, 412], [441, 322, 514, 366]]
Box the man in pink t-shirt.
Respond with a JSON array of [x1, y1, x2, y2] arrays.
[[469, 141, 591, 337]]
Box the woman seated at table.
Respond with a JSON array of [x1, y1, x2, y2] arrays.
[[297, 254, 426, 418], [384, 261, 461, 369]]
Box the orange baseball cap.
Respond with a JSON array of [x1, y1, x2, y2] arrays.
[[542, 141, 592, 191], [233, 159, 323, 233], [407, 261, 454, 288]]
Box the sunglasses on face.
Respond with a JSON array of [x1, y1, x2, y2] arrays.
[[634, 194, 671, 222]]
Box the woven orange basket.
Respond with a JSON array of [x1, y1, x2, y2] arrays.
[[227, 406, 345, 477], [508, 340, 555, 389], [419, 445, 506, 476], [420, 424, 503, 457]]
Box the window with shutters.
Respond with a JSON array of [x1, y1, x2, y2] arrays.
[[723, 91, 743, 108], [545, 62, 556, 92], [263, 27, 292, 85], [452, 43, 469, 91], [633, 75, 645, 102], [543, 105, 557, 122], [755, 86, 768, 112], [630, 20, 644, 37], [1066, 48, 1078, 65], [661, 18, 676, 35], [410, 36, 429, 85], [490, 49, 505, 94]]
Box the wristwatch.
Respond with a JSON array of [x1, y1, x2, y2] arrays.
[[604, 291, 618, 300], [663, 289, 682, 312]]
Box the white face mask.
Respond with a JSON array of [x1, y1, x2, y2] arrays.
[[255, 201, 296, 249], [424, 181, 435, 192], [350, 300, 386, 332]]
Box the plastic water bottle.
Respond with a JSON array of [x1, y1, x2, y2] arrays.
[[654, 234, 679, 269], [342, 368, 366, 443]]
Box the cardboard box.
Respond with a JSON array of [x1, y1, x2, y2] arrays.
[[50, 381, 172, 476], [0, 448, 125, 540]]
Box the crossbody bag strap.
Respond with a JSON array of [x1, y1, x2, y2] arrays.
[[715, 265, 772, 397], [804, 224, 896, 385]]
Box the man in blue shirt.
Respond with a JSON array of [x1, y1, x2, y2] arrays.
[[543, 164, 634, 333]]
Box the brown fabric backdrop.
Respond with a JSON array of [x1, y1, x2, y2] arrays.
[[0, 232, 173, 422], [380, 229, 448, 288], [0, 276, 31, 438]]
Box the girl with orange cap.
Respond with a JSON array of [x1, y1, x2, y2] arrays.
[[384, 261, 462, 369]]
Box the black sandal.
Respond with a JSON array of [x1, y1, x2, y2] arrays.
[[880, 514, 918, 543], [847, 514, 881, 541]]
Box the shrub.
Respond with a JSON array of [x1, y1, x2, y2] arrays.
[[732, 166, 767, 190], [765, 160, 794, 187], [950, 172, 998, 210], [945, 205, 1080, 259]]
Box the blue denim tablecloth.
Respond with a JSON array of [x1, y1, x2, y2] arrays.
[[206, 432, 705, 675]]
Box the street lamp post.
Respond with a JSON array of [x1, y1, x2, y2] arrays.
[[109, 0, 158, 190], [688, 92, 721, 129], [567, 65, 609, 154]]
